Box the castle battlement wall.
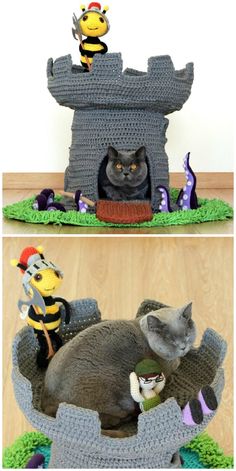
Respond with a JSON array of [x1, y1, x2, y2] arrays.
[[47, 53, 194, 114]]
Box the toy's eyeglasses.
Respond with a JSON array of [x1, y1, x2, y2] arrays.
[[140, 373, 164, 384]]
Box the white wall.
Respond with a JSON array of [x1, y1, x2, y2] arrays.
[[1, 0, 234, 172]]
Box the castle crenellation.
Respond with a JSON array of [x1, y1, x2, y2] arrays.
[[47, 53, 193, 114]]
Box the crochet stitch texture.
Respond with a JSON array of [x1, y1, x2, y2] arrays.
[[12, 298, 226, 468], [3, 431, 234, 469], [47, 54, 194, 212]]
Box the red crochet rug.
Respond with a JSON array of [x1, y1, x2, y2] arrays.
[[96, 200, 153, 223]]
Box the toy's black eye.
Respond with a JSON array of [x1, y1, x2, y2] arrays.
[[83, 15, 88, 21], [99, 17, 104, 23], [54, 271, 60, 278], [34, 273, 42, 282]]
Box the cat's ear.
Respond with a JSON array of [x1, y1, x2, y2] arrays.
[[135, 146, 146, 162], [108, 146, 118, 161], [147, 314, 164, 332], [179, 302, 192, 320]]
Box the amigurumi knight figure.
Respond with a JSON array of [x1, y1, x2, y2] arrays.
[[72, 2, 110, 71], [11, 246, 71, 368]]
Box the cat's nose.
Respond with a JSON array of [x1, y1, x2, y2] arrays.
[[123, 172, 129, 176]]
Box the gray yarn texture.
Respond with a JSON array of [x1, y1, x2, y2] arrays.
[[47, 54, 194, 211], [12, 298, 226, 468]]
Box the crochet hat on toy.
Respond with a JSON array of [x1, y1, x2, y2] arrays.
[[135, 359, 162, 378], [11, 246, 63, 291]]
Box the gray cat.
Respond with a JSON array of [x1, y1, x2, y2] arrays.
[[99, 146, 149, 201], [41, 303, 196, 430]]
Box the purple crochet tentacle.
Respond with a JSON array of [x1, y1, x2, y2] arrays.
[[157, 186, 172, 212], [78, 199, 88, 213], [177, 152, 199, 210]]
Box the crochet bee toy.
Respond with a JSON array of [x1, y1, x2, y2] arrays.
[[11, 246, 71, 368], [130, 359, 166, 412], [72, 2, 110, 71]]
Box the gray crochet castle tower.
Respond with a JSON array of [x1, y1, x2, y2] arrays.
[[12, 298, 226, 469], [47, 53, 193, 211]]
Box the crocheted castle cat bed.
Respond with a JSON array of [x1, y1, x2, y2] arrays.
[[48, 53, 193, 210], [2, 54, 233, 226], [2, 4, 233, 227], [12, 298, 227, 469], [3, 431, 234, 469]]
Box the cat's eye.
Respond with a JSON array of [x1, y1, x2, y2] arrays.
[[115, 163, 123, 170], [130, 163, 138, 171]]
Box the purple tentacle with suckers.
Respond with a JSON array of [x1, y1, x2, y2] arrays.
[[177, 152, 199, 210], [157, 186, 172, 212], [75, 189, 88, 213], [78, 198, 88, 213]]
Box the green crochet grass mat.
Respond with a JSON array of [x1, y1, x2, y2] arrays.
[[3, 431, 233, 469], [3, 189, 233, 228]]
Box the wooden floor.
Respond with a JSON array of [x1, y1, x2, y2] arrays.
[[3, 237, 233, 454], [2, 189, 233, 234]]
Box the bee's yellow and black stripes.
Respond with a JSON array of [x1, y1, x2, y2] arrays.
[[80, 37, 108, 69], [27, 296, 61, 332]]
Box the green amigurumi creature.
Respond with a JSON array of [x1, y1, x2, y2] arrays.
[[130, 359, 166, 412]]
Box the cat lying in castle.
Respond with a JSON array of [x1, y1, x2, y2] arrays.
[[41, 302, 196, 433], [98, 146, 150, 201]]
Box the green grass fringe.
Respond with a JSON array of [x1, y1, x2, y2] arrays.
[[3, 189, 233, 228], [3, 432, 51, 469], [184, 432, 234, 468]]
